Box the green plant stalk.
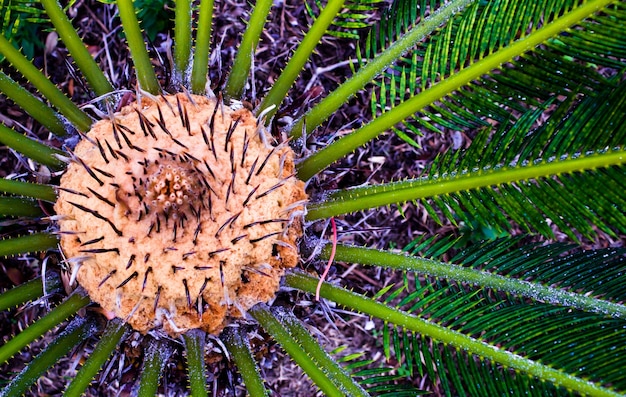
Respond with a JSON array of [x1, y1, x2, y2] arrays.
[[0, 178, 57, 202], [325, 244, 626, 318], [0, 317, 97, 397], [275, 309, 370, 397], [257, 0, 346, 119], [223, 0, 273, 100], [41, 0, 114, 97], [0, 72, 65, 136], [117, 0, 160, 94], [183, 329, 208, 397], [191, 0, 215, 93], [0, 293, 90, 364], [63, 319, 128, 397], [250, 305, 360, 397], [0, 197, 42, 217], [222, 327, 269, 397], [297, 0, 616, 180], [0, 233, 58, 257], [0, 35, 92, 132], [288, 0, 475, 138], [307, 150, 626, 219], [137, 339, 172, 397], [174, 0, 192, 79], [286, 272, 621, 397], [0, 274, 61, 312], [0, 124, 66, 169]]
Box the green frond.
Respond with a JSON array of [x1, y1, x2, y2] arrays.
[[224, 0, 273, 100], [363, 238, 626, 395], [0, 317, 98, 397], [257, 0, 347, 119], [286, 271, 626, 396], [0, 0, 48, 61], [41, 0, 114, 97], [0, 123, 66, 168], [222, 327, 269, 397], [190, 0, 214, 93], [64, 319, 129, 397], [136, 338, 173, 397], [183, 329, 209, 397], [0, 71, 65, 136], [0, 293, 90, 365], [0, 272, 61, 312], [299, 0, 621, 179], [250, 305, 370, 397], [173, 0, 192, 81], [308, 81, 626, 239], [0, 197, 42, 217], [306, 0, 385, 40], [117, 0, 160, 94], [364, 0, 626, 138], [333, 348, 427, 395], [0, 233, 58, 257], [0, 178, 57, 202], [0, 33, 92, 132]]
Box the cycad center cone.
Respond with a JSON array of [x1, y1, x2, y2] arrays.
[[55, 93, 307, 336]]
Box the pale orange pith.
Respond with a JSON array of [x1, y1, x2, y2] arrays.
[[55, 93, 307, 336]]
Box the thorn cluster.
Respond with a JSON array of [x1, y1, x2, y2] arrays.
[[55, 93, 307, 336]]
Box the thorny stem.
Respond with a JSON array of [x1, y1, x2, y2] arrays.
[[0, 124, 66, 169], [306, 150, 626, 220], [224, 0, 273, 100], [0, 293, 90, 364], [0, 179, 57, 202], [117, 0, 160, 94], [0, 72, 65, 136], [286, 272, 622, 397], [0, 197, 42, 218], [64, 319, 129, 397], [287, 0, 475, 138], [323, 244, 626, 319], [183, 330, 209, 397], [0, 34, 92, 132], [174, 0, 192, 80], [0, 233, 59, 257], [222, 327, 269, 397], [191, 0, 215, 93], [1, 317, 98, 397], [0, 273, 62, 312], [257, 0, 346, 120], [250, 305, 368, 397], [41, 0, 114, 97], [297, 0, 616, 180], [137, 338, 173, 397]]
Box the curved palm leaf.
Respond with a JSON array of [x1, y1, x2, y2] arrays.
[[307, 78, 626, 239], [374, 237, 626, 396], [363, 0, 626, 137], [306, 0, 385, 39]]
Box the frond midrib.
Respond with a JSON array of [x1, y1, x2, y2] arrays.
[[307, 148, 625, 219]]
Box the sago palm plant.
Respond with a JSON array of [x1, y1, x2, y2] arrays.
[[0, 0, 625, 395]]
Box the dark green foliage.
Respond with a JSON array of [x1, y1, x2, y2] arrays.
[[379, 237, 626, 396], [306, 0, 385, 39], [134, 0, 174, 41], [361, 0, 626, 140], [0, 0, 48, 61]]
